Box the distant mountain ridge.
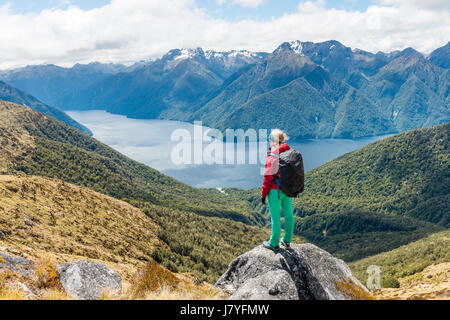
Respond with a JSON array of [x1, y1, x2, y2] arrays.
[[57, 48, 269, 119], [2, 41, 449, 139], [190, 40, 449, 139], [0, 62, 128, 106], [0, 80, 92, 135]]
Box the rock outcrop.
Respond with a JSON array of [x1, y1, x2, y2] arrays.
[[0, 251, 31, 276], [57, 260, 122, 300], [214, 243, 370, 300]]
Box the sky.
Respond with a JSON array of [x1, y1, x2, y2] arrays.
[[0, 0, 448, 69]]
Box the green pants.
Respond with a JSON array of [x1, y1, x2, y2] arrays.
[[268, 189, 294, 247]]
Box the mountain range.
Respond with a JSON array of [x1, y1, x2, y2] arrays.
[[1, 40, 447, 139], [190, 41, 449, 139], [0, 62, 127, 106]]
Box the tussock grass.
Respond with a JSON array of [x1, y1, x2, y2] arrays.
[[373, 263, 450, 300], [40, 288, 72, 300], [0, 254, 69, 300], [0, 175, 161, 280], [334, 279, 375, 300], [129, 260, 181, 299], [0, 285, 28, 300], [144, 285, 223, 300], [33, 258, 61, 289]]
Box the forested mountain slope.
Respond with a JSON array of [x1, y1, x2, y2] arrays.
[[0, 83, 91, 135]]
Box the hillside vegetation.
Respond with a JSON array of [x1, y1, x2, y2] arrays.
[[0, 170, 278, 284], [193, 41, 449, 139], [0, 83, 91, 135], [295, 122, 449, 226], [349, 230, 450, 289], [290, 124, 449, 260], [373, 263, 449, 300], [0, 175, 160, 278]]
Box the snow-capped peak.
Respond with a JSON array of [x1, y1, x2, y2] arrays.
[[274, 40, 305, 56], [289, 40, 304, 55], [204, 49, 260, 60], [172, 48, 204, 61]]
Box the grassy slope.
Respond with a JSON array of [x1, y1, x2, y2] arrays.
[[0, 100, 286, 282], [0, 174, 277, 285], [0, 174, 160, 279], [0, 175, 223, 300], [349, 230, 450, 288]]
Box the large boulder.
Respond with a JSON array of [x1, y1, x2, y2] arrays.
[[58, 260, 122, 300], [214, 243, 370, 300], [0, 251, 31, 276]]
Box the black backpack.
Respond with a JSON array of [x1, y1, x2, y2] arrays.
[[276, 148, 304, 197]]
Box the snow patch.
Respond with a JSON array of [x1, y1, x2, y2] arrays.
[[289, 40, 304, 55], [174, 48, 195, 61]]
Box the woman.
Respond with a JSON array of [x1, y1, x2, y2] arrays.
[[261, 129, 294, 250]]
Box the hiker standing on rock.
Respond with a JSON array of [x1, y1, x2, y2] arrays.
[[261, 129, 304, 250]]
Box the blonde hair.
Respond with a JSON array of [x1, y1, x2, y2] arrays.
[[270, 129, 289, 144]]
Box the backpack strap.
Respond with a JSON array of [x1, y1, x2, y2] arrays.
[[273, 175, 281, 187], [268, 152, 279, 158]]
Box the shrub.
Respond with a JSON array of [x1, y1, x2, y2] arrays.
[[129, 260, 180, 299], [382, 277, 400, 288], [33, 259, 61, 289]]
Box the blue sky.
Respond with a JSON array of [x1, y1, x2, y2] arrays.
[[0, 0, 110, 13], [196, 0, 375, 22], [1, 0, 375, 18]]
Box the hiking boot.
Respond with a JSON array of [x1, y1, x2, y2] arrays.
[[263, 241, 279, 250], [280, 240, 290, 248]]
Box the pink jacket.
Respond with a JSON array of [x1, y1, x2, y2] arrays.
[[261, 143, 290, 197]]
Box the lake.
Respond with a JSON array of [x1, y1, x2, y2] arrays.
[[68, 110, 390, 189]]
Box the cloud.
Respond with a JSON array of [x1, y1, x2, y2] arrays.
[[216, 0, 266, 8], [0, 0, 448, 69], [377, 0, 450, 10]]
